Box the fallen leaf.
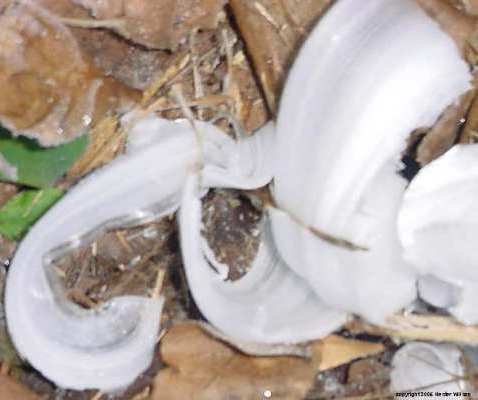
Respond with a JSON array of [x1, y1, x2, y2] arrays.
[[417, 90, 475, 165], [0, 1, 137, 146], [226, 51, 269, 133], [0, 1, 98, 146], [0, 374, 39, 400], [152, 322, 384, 400], [416, 0, 477, 56], [153, 323, 317, 400], [347, 314, 478, 345], [70, 0, 227, 50], [454, 0, 478, 15], [73, 27, 168, 90], [0, 188, 63, 240], [317, 335, 385, 372], [0, 125, 87, 188], [461, 92, 478, 143], [229, 0, 332, 113], [34, 0, 167, 90]]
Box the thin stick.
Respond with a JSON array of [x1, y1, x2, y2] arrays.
[[151, 268, 166, 299], [269, 206, 368, 252], [347, 314, 478, 345], [59, 17, 125, 31], [171, 84, 205, 168], [254, 1, 293, 48], [190, 30, 206, 121], [90, 391, 103, 400]]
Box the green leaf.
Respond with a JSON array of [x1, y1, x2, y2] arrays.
[[0, 125, 87, 188], [0, 188, 63, 240]]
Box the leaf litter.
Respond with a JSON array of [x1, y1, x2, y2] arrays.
[[0, 0, 137, 147], [2, 0, 478, 399]]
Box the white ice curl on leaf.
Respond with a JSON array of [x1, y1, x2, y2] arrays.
[[270, 0, 471, 322], [4, 0, 475, 391], [399, 144, 478, 324]]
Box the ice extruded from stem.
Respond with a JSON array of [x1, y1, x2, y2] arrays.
[[4, 0, 475, 391], [180, 173, 347, 344], [271, 0, 471, 322], [391, 342, 466, 394], [398, 144, 478, 324], [5, 117, 266, 391]]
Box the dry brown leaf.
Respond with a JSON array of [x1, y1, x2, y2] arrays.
[[0, 1, 95, 146], [230, 0, 332, 113], [416, 0, 477, 56], [153, 323, 315, 400], [66, 116, 125, 179], [37, 0, 226, 94], [71, 0, 227, 50], [461, 92, 478, 142], [465, 0, 478, 15], [417, 90, 475, 165], [75, 28, 168, 91], [226, 51, 269, 133], [35, 0, 168, 90], [348, 314, 478, 345], [152, 322, 384, 400], [0, 374, 39, 400], [317, 335, 384, 372], [452, 0, 478, 15], [0, 1, 138, 146]]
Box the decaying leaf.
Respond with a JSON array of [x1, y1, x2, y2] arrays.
[[31, 0, 167, 91], [0, 188, 63, 240], [76, 29, 167, 91], [0, 1, 96, 146], [0, 1, 137, 146], [461, 93, 478, 142], [417, 90, 475, 165], [0, 126, 87, 188], [229, 0, 333, 112], [316, 335, 385, 372], [66, 116, 125, 179], [0, 374, 39, 400], [70, 0, 227, 50], [416, 0, 477, 57], [225, 51, 269, 133], [153, 323, 314, 400], [347, 314, 478, 345], [453, 0, 478, 16], [152, 322, 384, 400]]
